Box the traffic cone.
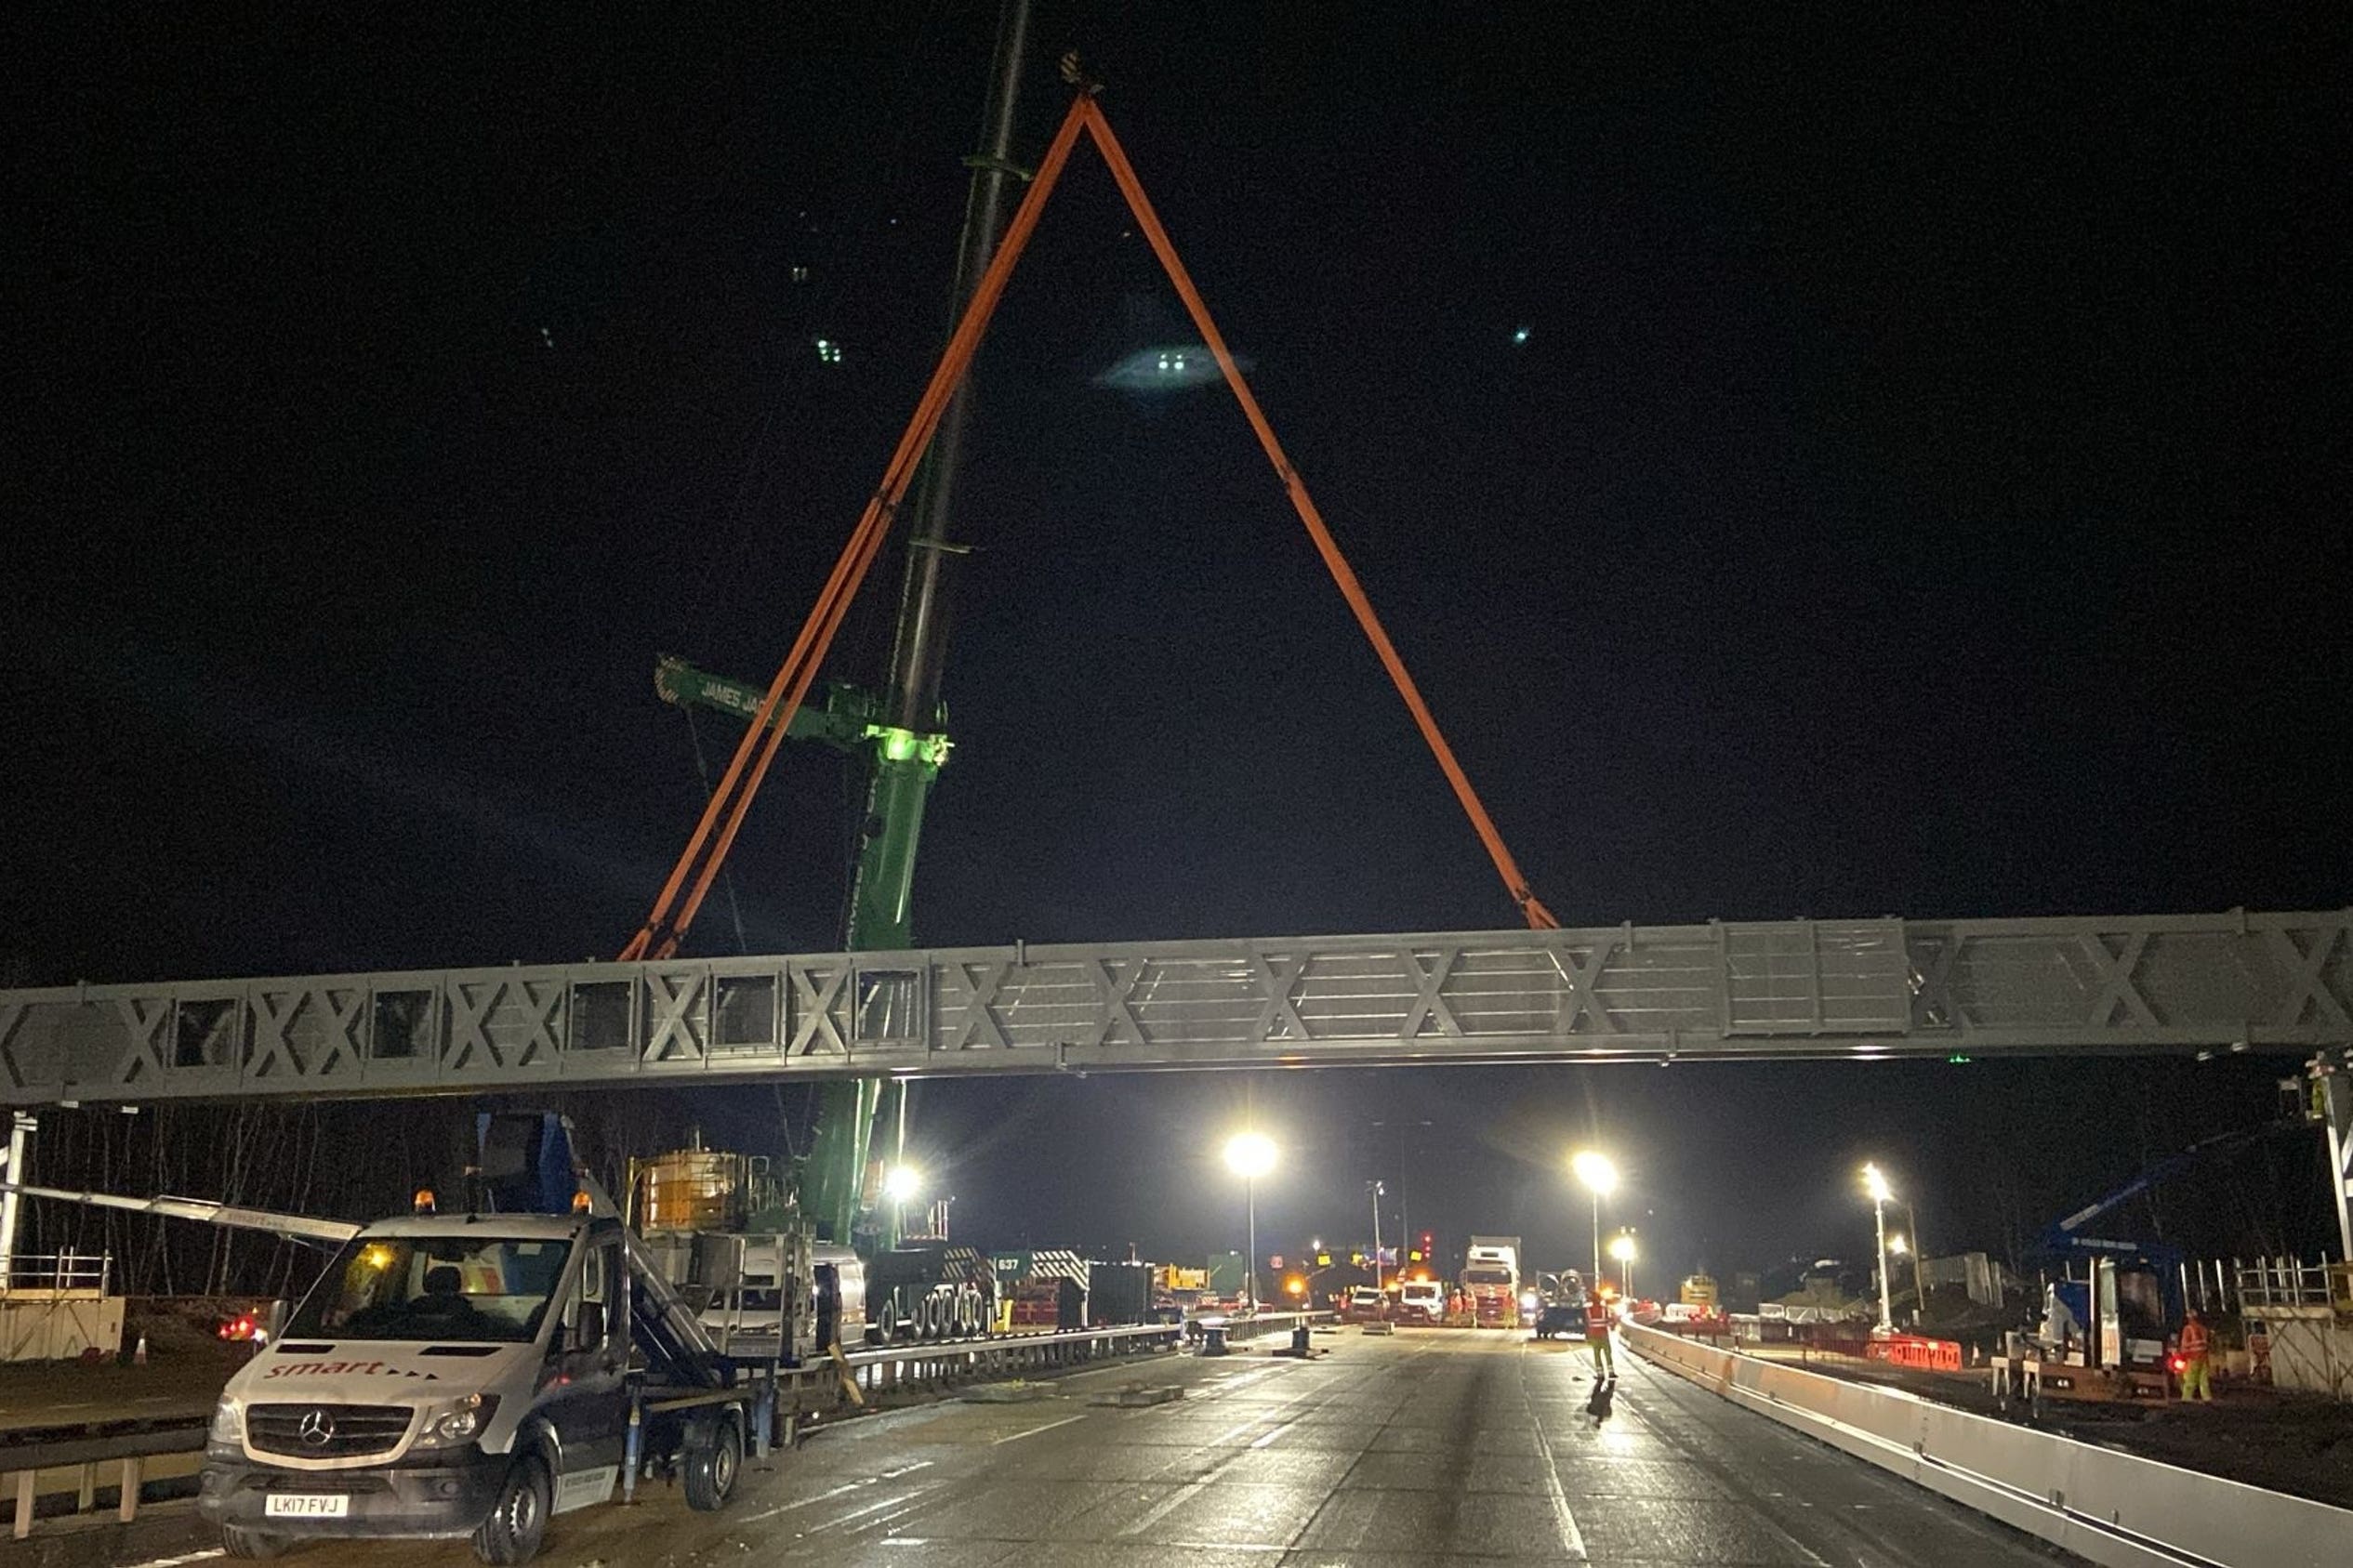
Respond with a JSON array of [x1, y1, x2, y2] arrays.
[[133, 1334, 147, 1366]]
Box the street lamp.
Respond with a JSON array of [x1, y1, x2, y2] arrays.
[[1571, 1151, 1618, 1283], [1863, 1162, 1895, 1333], [1223, 1132, 1277, 1312], [1608, 1232, 1637, 1298]]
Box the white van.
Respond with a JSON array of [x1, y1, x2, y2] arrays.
[[1396, 1280, 1445, 1323], [199, 1212, 747, 1562]]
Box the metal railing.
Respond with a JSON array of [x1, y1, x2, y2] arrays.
[[2236, 1257, 2353, 1313], [0, 1251, 111, 1295]]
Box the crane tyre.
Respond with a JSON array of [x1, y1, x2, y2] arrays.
[[683, 1416, 742, 1513]]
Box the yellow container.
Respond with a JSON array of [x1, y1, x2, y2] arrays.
[[638, 1148, 744, 1232]]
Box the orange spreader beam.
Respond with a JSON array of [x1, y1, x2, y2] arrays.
[[623, 92, 1553, 961]]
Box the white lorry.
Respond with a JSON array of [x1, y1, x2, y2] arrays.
[[1463, 1235, 1522, 1327]]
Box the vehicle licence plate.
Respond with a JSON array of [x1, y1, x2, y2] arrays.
[[265, 1494, 350, 1519]]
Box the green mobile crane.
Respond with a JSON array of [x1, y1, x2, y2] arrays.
[[653, 657, 948, 1250], [661, 0, 1035, 1258]]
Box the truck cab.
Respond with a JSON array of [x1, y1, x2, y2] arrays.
[[200, 1210, 738, 1562]]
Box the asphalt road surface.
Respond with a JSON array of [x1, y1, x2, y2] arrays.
[[122, 1332, 2082, 1566]]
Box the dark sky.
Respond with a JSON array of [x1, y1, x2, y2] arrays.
[[6, 5, 2346, 1285]]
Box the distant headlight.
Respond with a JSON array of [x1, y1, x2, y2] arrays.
[[1518, 1291, 1540, 1312], [208, 1399, 244, 1444]]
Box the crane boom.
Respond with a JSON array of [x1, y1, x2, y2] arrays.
[[0, 1179, 360, 1248]]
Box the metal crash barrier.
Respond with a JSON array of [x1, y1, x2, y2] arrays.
[[1, 1419, 205, 1540], [1623, 1321, 2353, 1568], [835, 1311, 1327, 1403], [0, 1315, 1329, 1539]]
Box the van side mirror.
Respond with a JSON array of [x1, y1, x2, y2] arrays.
[[574, 1302, 605, 1351], [263, 1299, 288, 1343]]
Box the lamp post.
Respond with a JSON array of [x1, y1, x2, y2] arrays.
[[1609, 1231, 1637, 1299], [1888, 1232, 1924, 1327], [1368, 1180, 1387, 1293], [1370, 1118, 1432, 1275], [1571, 1151, 1618, 1284], [1223, 1133, 1277, 1312], [1864, 1163, 1895, 1333], [1904, 1199, 1930, 1324]]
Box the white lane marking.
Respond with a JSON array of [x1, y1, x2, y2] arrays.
[[993, 1412, 1087, 1444], [733, 1459, 935, 1524], [1519, 1340, 1592, 1561], [124, 1553, 225, 1568], [1117, 1469, 1225, 1536], [1249, 1418, 1295, 1449], [1527, 1403, 1593, 1561], [819, 1482, 946, 1534], [1115, 1399, 1329, 1540]]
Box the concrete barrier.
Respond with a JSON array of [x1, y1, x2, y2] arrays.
[[1624, 1321, 2353, 1568]]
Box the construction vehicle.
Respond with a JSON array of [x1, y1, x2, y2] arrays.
[[7, 1113, 782, 1563], [625, 1133, 845, 1354], [1680, 1273, 1720, 1311], [1462, 1236, 1522, 1328], [629, 0, 1045, 1272], [2028, 1118, 2311, 1370], [864, 1242, 999, 1341]]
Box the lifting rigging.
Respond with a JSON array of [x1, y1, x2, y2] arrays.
[[631, 59, 1558, 1252]]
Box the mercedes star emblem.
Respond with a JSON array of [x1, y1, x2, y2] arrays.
[[297, 1408, 336, 1446]]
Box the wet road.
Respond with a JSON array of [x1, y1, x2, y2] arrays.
[[136, 1331, 2082, 1566]]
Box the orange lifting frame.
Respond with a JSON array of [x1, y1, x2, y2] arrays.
[[624, 93, 1554, 962]]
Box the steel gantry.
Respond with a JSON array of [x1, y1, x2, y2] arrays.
[[0, 909, 2345, 1107]]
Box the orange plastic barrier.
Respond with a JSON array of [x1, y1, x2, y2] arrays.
[[1866, 1334, 1963, 1372]]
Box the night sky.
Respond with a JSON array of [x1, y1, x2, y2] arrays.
[[6, 6, 2347, 1287]]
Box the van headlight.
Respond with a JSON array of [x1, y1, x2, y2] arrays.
[[413, 1393, 499, 1448], [208, 1398, 244, 1445]]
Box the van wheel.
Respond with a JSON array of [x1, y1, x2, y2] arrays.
[[471, 1454, 550, 1565], [683, 1417, 741, 1512], [220, 1523, 287, 1560]]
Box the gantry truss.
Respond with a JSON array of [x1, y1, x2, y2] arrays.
[[0, 910, 2346, 1106]]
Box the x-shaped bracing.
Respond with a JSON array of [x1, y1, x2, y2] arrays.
[[113, 997, 172, 1085], [249, 987, 365, 1081], [2080, 932, 2160, 1029], [1093, 958, 1148, 1048], [1399, 948, 1466, 1040], [788, 967, 850, 1057], [641, 971, 707, 1064], [2268, 924, 2351, 1032], [944, 961, 1012, 1050], [1252, 951, 1310, 1042], [1910, 936, 1961, 1030], [0, 1004, 26, 1091], [1551, 941, 1619, 1036], [446, 980, 562, 1075]]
